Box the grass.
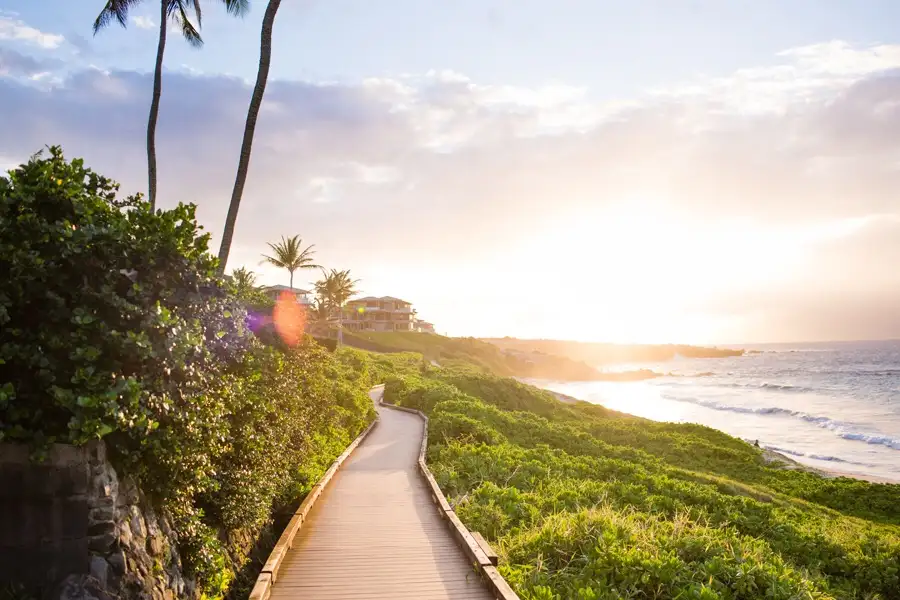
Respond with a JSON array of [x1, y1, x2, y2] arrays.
[[354, 349, 900, 600]]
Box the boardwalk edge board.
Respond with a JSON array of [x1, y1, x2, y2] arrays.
[[380, 396, 522, 600], [248, 389, 382, 600]]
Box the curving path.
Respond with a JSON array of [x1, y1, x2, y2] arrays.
[[269, 387, 494, 600]]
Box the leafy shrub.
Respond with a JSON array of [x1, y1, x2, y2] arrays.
[[0, 149, 373, 596]]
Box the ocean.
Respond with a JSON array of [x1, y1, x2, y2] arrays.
[[528, 339, 900, 483]]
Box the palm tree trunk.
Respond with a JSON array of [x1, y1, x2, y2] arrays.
[[289, 269, 293, 289], [147, 0, 167, 211], [217, 0, 283, 273]]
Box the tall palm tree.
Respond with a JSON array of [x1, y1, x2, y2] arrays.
[[93, 0, 249, 210], [230, 266, 257, 294], [261, 235, 319, 289], [314, 269, 359, 346], [217, 0, 283, 272]]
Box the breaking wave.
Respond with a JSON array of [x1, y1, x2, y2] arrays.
[[660, 393, 900, 451]]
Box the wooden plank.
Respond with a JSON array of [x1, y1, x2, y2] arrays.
[[471, 532, 499, 566], [482, 566, 521, 600], [444, 510, 494, 568], [296, 483, 323, 521], [247, 572, 271, 600], [418, 459, 452, 512]]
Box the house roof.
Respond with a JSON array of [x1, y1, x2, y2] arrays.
[[346, 295, 413, 304], [264, 285, 312, 295]]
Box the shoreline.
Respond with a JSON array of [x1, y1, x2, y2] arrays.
[[541, 388, 900, 485]]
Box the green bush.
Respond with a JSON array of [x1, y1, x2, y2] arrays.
[[0, 149, 373, 597]]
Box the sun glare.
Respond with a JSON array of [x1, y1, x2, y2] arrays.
[[513, 198, 810, 344]]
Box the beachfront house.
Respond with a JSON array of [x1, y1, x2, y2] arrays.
[[342, 296, 417, 332], [262, 285, 313, 307]]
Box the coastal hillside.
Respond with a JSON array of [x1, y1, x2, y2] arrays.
[[355, 349, 900, 600], [483, 338, 744, 365], [343, 331, 605, 380]]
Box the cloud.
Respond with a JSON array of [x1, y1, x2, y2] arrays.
[[0, 46, 45, 77], [132, 16, 156, 30], [1, 41, 900, 341], [0, 15, 64, 49]]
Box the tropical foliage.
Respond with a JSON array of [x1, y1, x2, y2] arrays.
[[358, 350, 900, 600], [313, 268, 360, 345], [0, 150, 374, 597], [261, 234, 319, 288], [230, 265, 257, 291]]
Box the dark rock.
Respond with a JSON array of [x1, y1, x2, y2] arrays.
[[89, 555, 109, 589], [107, 550, 126, 575], [88, 520, 115, 537], [89, 505, 115, 523], [88, 532, 116, 552], [54, 574, 101, 600]]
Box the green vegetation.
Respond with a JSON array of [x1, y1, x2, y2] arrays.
[[358, 350, 900, 600], [0, 150, 374, 597], [314, 268, 360, 346], [345, 331, 604, 380]]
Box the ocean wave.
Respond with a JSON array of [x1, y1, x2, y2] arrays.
[[715, 381, 813, 393], [763, 446, 875, 467], [660, 393, 900, 451]]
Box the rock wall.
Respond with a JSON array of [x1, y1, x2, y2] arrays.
[[0, 442, 197, 600]]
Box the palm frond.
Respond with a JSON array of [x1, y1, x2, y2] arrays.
[[93, 0, 144, 34], [174, 3, 204, 47], [223, 0, 250, 17], [260, 253, 286, 269]]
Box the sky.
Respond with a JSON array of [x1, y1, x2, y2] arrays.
[[2, 1, 900, 344]]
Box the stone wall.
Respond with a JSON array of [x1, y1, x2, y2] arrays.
[[0, 442, 196, 600]]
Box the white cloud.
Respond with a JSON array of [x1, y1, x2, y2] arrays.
[[654, 41, 900, 115], [0, 15, 64, 49], [132, 15, 156, 30]]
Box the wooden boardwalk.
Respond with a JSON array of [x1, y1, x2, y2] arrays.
[[269, 388, 495, 600]]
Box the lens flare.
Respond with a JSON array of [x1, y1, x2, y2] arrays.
[[273, 291, 307, 346]]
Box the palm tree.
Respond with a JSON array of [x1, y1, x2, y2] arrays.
[[93, 0, 249, 210], [306, 296, 331, 337], [230, 266, 257, 294], [261, 235, 319, 289], [314, 269, 359, 346], [217, 0, 283, 272]]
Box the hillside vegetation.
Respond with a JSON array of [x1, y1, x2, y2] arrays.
[[344, 331, 604, 380], [354, 350, 900, 600]]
